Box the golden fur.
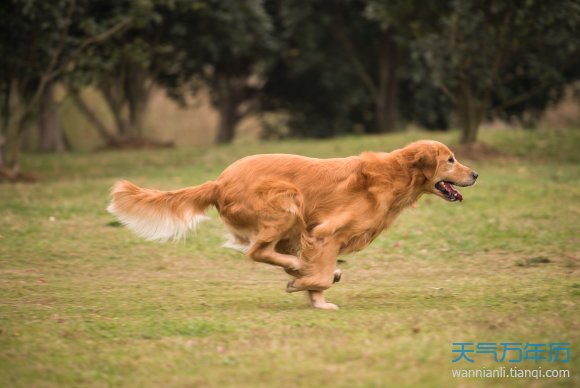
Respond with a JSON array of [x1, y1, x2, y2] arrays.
[[108, 140, 477, 309]]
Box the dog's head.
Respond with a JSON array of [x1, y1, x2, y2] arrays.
[[405, 141, 478, 202]]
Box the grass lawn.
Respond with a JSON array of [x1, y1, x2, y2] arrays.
[[1, 129, 579, 387]]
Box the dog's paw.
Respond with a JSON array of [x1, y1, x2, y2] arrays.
[[313, 302, 339, 310], [333, 269, 342, 283], [307, 290, 339, 310], [286, 279, 300, 293]]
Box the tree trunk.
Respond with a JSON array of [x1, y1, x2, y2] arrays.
[[215, 74, 245, 144], [98, 59, 152, 139], [6, 112, 33, 168], [458, 114, 479, 144], [0, 79, 10, 167], [124, 59, 151, 137], [0, 132, 6, 168], [39, 81, 66, 152], [216, 93, 239, 144], [70, 91, 113, 143], [100, 80, 130, 136], [376, 30, 400, 134], [456, 83, 489, 144], [21, 121, 34, 151]]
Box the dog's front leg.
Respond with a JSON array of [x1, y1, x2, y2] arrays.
[[286, 237, 341, 308], [307, 290, 339, 310]]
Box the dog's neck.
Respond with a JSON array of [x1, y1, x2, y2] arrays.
[[361, 152, 427, 230]]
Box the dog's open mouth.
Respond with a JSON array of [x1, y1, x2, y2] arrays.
[[436, 181, 463, 202]]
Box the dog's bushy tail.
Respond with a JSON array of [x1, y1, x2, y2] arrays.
[[107, 180, 218, 242]]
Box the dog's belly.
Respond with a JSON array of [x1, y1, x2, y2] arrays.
[[221, 220, 302, 256]]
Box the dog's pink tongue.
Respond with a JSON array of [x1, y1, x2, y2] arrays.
[[444, 182, 463, 202]]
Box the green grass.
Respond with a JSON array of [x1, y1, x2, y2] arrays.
[[1, 128, 580, 387]]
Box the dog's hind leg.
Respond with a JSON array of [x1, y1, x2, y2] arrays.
[[241, 178, 306, 271], [248, 233, 303, 271]]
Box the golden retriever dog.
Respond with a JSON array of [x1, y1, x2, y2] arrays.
[[108, 140, 478, 309]]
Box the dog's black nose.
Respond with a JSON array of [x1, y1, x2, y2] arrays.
[[472, 172, 479, 180]]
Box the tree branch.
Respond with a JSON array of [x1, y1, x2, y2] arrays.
[[490, 79, 555, 112], [438, 83, 458, 105], [491, 55, 580, 112], [329, 23, 378, 99], [491, 11, 512, 75], [45, 0, 75, 79], [68, 87, 113, 142], [17, 15, 131, 137], [100, 81, 128, 136], [15, 2, 75, 132], [48, 18, 131, 81]]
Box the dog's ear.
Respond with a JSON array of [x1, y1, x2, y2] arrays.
[[414, 147, 438, 180]]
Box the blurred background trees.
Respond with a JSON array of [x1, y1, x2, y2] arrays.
[[1, 0, 580, 174], [153, 0, 277, 144], [404, 0, 580, 144], [0, 0, 133, 169]]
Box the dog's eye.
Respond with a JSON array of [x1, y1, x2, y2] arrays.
[[448, 156, 454, 163]]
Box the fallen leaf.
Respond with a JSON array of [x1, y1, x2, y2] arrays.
[[414, 230, 424, 235], [394, 241, 403, 248], [37, 279, 46, 283], [487, 218, 496, 223], [419, 249, 428, 254]]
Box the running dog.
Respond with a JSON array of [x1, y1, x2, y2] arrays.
[[107, 140, 478, 309]]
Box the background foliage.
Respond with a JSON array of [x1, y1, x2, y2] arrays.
[[1, 0, 579, 170]]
